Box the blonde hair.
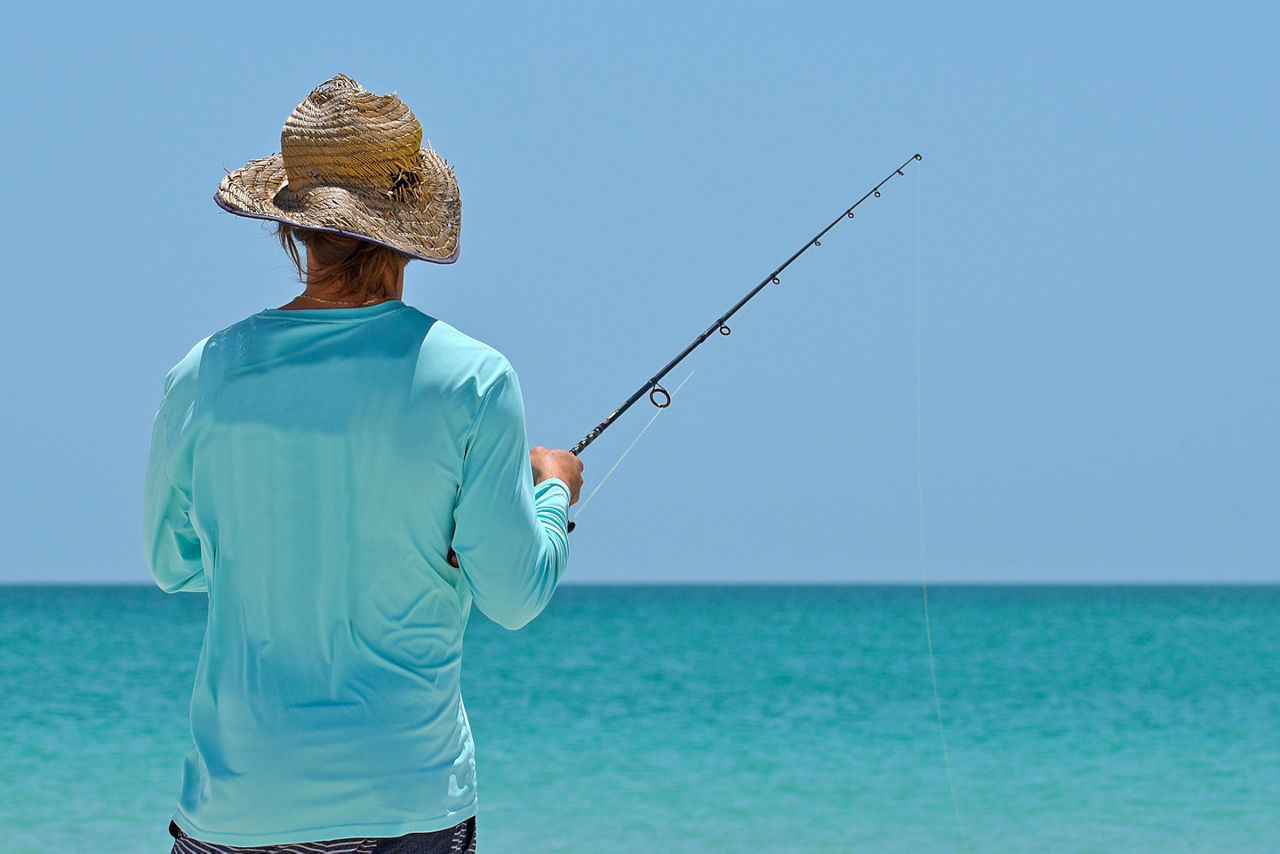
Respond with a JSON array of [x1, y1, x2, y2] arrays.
[[277, 223, 410, 301]]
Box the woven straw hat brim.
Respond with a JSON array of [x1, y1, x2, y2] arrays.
[[215, 148, 460, 264]]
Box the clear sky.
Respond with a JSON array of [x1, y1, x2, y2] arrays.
[[1, 2, 1275, 584]]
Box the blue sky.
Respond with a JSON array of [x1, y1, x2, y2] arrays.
[[0, 2, 1275, 584]]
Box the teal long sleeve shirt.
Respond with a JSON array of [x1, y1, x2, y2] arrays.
[[143, 301, 569, 846]]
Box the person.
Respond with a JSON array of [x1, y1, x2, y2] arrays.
[[144, 74, 583, 854]]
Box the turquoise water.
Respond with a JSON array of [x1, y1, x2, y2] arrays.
[[2, 585, 1277, 852]]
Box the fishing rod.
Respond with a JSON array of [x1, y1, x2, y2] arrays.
[[446, 153, 922, 562], [562, 153, 922, 530]]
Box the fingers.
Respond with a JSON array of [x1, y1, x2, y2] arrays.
[[529, 447, 584, 504]]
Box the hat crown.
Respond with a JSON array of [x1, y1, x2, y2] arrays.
[[280, 75, 424, 194], [215, 73, 461, 264]]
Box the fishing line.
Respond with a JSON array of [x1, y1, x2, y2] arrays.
[[914, 162, 972, 853], [570, 408, 663, 520], [555, 154, 966, 848]]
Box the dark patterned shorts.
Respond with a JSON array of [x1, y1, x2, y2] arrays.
[[168, 817, 477, 854]]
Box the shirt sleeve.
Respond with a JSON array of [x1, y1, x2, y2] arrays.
[[142, 371, 207, 594], [452, 366, 569, 630]]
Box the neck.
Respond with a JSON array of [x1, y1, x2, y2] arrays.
[[279, 262, 406, 310]]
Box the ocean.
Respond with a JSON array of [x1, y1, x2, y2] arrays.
[[1, 584, 1276, 853]]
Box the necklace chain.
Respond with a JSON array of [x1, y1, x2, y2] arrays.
[[298, 292, 386, 307]]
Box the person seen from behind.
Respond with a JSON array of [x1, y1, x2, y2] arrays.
[[144, 74, 583, 854]]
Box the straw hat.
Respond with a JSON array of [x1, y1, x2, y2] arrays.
[[215, 74, 460, 263]]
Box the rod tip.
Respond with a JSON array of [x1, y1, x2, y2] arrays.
[[914, 153, 923, 160]]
